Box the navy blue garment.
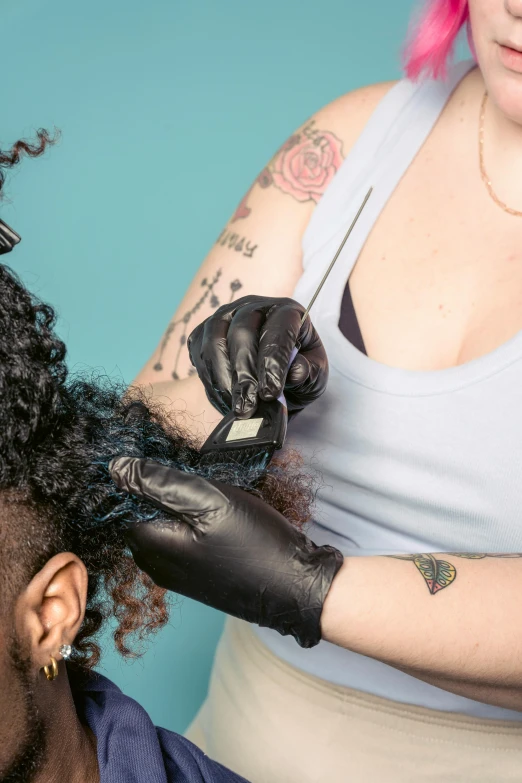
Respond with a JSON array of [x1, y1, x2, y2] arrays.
[[70, 669, 249, 783]]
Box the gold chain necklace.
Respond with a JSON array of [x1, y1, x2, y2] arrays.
[[479, 91, 522, 217]]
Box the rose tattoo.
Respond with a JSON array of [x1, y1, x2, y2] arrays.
[[231, 120, 344, 221]]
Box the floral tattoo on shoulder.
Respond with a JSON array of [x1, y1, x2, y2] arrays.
[[232, 119, 344, 221]]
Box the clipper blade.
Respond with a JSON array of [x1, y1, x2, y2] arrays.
[[199, 398, 289, 478], [199, 443, 277, 475]]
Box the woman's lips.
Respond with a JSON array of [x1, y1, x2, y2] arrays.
[[499, 43, 522, 73]]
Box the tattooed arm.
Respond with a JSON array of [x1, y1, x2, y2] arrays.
[[320, 553, 522, 710], [132, 82, 395, 433]]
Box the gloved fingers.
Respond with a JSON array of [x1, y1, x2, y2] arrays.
[[187, 321, 203, 367], [227, 302, 268, 418], [257, 301, 305, 400], [285, 353, 312, 388], [187, 295, 327, 417], [109, 457, 228, 523], [190, 316, 233, 414], [285, 345, 328, 397], [125, 519, 196, 595], [126, 515, 186, 552]]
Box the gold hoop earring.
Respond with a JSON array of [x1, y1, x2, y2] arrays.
[[43, 656, 59, 682]]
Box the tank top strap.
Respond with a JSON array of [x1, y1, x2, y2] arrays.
[[301, 60, 476, 267]]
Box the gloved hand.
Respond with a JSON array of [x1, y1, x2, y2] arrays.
[[187, 295, 328, 418], [110, 456, 344, 648]]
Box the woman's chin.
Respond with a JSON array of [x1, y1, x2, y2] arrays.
[[484, 62, 522, 127]]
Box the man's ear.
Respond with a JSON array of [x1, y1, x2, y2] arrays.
[[15, 553, 88, 674]]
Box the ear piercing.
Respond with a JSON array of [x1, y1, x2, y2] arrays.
[[43, 656, 59, 681], [42, 644, 73, 682], [43, 644, 72, 682]]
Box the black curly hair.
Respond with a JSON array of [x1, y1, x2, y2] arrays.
[[0, 128, 57, 198], [0, 137, 316, 673]]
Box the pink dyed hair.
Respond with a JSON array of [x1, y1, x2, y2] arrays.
[[404, 0, 472, 81]]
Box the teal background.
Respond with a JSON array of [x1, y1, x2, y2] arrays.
[[1, 0, 467, 733]]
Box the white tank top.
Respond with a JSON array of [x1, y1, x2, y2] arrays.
[[255, 60, 522, 720]]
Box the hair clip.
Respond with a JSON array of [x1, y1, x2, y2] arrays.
[[0, 219, 21, 255]]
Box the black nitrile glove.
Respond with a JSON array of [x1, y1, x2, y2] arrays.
[[110, 456, 344, 649], [187, 295, 328, 418]]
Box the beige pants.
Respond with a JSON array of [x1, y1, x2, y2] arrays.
[[186, 618, 522, 782]]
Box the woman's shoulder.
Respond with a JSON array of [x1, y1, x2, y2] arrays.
[[313, 80, 399, 160]]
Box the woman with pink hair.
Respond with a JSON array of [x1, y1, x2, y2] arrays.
[[133, 0, 522, 779]]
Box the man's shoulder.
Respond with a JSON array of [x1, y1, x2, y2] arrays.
[[72, 671, 247, 783], [157, 726, 249, 783]]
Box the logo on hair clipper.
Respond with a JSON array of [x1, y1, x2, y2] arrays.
[[226, 418, 264, 442]]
